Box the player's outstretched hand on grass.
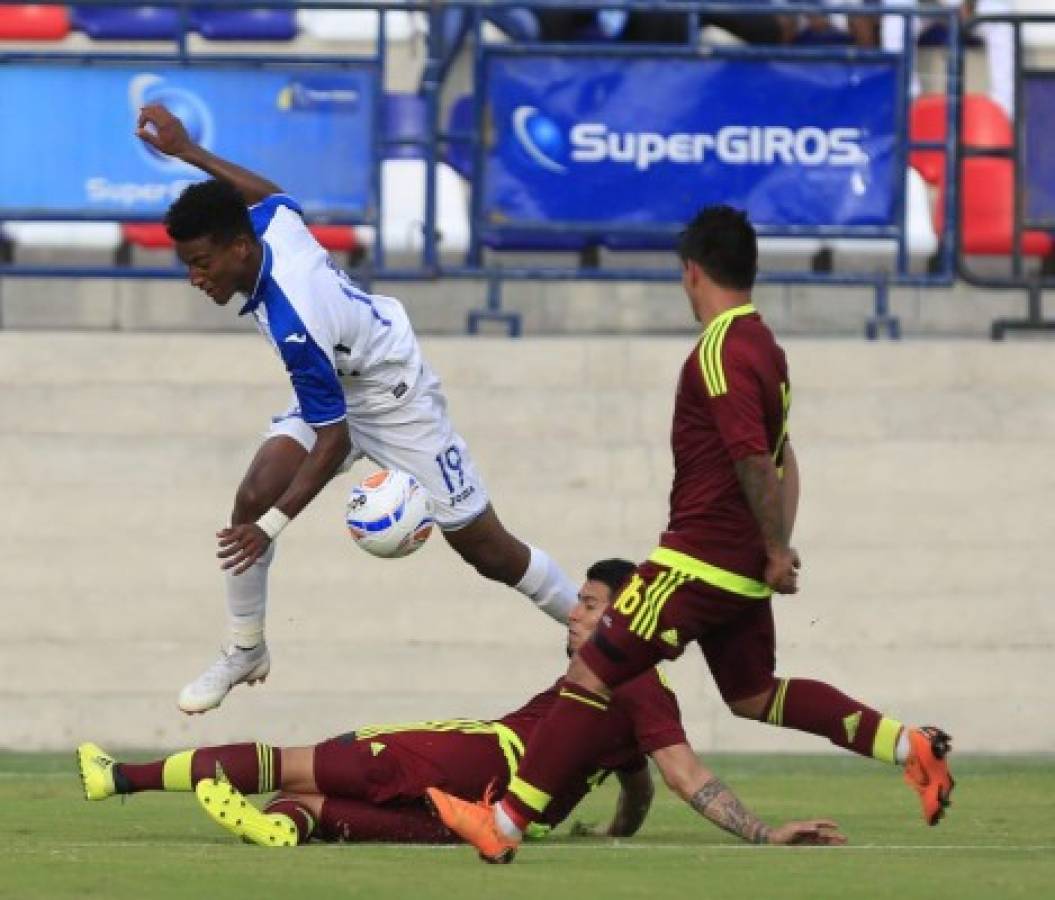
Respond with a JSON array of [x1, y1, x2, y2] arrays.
[[768, 819, 846, 846], [136, 103, 195, 159], [217, 524, 271, 575]]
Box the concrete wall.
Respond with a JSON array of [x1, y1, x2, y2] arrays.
[[1, 332, 1051, 753]]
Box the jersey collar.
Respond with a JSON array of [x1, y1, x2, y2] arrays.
[[238, 240, 273, 316], [703, 302, 756, 337]]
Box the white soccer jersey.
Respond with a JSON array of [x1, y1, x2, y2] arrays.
[[239, 194, 422, 426]]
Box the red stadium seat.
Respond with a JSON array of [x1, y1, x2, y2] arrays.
[[308, 225, 361, 255], [910, 94, 1052, 258], [121, 223, 173, 250], [0, 5, 70, 41], [910, 94, 1014, 187], [122, 221, 364, 262]]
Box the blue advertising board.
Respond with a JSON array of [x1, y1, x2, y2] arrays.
[[0, 64, 375, 219], [484, 55, 899, 231], [1024, 75, 1055, 228]]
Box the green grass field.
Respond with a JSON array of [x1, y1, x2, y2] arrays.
[[2, 753, 1052, 900]]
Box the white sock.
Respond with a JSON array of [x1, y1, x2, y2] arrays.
[[226, 541, 275, 649], [515, 546, 578, 624], [895, 728, 911, 766], [494, 802, 524, 841]]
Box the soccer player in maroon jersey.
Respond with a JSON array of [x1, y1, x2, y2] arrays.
[[76, 559, 841, 849], [428, 206, 955, 864]]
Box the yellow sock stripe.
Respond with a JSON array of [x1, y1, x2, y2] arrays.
[[648, 547, 771, 599], [872, 717, 903, 765], [259, 743, 275, 793], [161, 750, 194, 792], [558, 687, 609, 713], [508, 776, 552, 814], [766, 679, 789, 726]]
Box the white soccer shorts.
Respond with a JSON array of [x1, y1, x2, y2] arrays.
[[264, 364, 490, 530]]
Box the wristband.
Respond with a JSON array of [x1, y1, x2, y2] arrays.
[[256, 507, 290, 540]]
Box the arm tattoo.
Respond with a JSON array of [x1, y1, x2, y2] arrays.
[[690, 777, 770, 845], [734, 456, 786, 550]]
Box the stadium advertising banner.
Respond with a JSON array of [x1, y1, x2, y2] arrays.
[[1024, 74, 1055, 228], [484, 55, 899, 231], [0, 65, 374, 219]]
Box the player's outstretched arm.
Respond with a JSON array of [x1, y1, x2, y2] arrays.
[[136, 103, 282, 205], [651, 743, 846, 846]]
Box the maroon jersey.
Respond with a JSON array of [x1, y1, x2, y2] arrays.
[[499, 666, 685, 827], [325, 667, 685, 831], [661, 303, 790, 591]]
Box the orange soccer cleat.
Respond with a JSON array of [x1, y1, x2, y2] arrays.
[[426, 786, 520, 864], [903, 726, 955, 826]]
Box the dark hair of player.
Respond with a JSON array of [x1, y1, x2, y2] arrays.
[[586, 558, 637, 598], [165, 178, 254, 245], [677, 204, 758, 291]]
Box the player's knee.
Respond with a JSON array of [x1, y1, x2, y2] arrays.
[[232, 480, 272, 524], [727, 687, 774, 721]]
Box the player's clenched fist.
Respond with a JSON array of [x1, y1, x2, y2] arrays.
[[136, 103, 195, 159], [765, 545, 801, 594]]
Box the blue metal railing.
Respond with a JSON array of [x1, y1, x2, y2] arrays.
[[0, 0, 971, 338]]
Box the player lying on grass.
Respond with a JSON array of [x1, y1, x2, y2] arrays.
[[134, 103, 580, 716], [77, 559, 844, 848]]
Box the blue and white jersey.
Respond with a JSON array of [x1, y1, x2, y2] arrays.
[[239, 194, 421, 426]]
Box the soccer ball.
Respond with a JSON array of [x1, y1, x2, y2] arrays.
[[345, 469, 434, 558]]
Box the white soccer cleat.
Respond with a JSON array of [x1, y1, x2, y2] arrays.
[[178, 644, 270, 714]]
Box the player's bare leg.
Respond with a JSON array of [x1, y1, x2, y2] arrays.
[[443, 504, 577, 623], [178, 436, 309, 714], [729, 682, 955, 825]]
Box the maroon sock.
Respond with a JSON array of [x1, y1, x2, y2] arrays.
[[766, 678, 898, 761], [317, 798, 456, 843], [263, 798, 317, 843], [116, 743, 280, 794], [501, 680, 614, 830], [115, 761, 165, 793]]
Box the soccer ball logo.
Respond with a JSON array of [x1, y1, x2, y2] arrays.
[[346, 469, 434, 559]]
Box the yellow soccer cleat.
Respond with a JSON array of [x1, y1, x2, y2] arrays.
[[76, 742, 118, 801], [196, 778, 299, 847]]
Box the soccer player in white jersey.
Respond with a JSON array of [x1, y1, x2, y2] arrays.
[[135, 104, 579, 714]]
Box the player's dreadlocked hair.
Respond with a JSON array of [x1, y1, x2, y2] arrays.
[[586, 558, 637, 597], [677, 204, 757, 292], [165, 178, 254, 245]]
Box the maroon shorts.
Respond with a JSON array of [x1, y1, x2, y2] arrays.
[[579, 560, 776, 703], [313, 725, 511, 805]]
